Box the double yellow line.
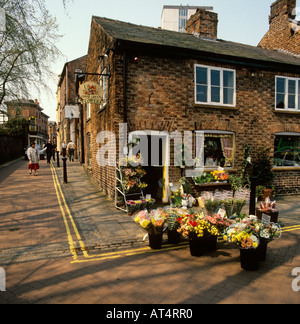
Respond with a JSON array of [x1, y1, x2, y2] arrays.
[[50, 162, 300, 264], [50, 163, 88, 261], [50, 163, 188, 263]]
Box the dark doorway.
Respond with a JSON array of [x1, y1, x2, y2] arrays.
[[142, 135, 164, 202]]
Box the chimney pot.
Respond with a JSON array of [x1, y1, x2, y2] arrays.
[[186, 8, 218, 40]]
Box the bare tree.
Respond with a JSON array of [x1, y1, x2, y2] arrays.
[[0, 0, 65, 107]]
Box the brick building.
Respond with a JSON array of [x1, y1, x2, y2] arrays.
[[81, 6, 300, 202], [5, 99, 49, 146], [56, 55, 87, 156], [259, 0, 300, 55]]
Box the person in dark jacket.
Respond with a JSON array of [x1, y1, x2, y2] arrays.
[[43, 140, 53, 164]]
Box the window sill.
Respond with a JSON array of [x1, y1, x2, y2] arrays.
[[194, 104, 238, 110], [272, 167, 300, 171], [274, 109, 300, 114]]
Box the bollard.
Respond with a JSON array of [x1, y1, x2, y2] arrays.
[[62, 157, 68, 183], [249, 176, 257, 215], [56, 151, 60, 168]]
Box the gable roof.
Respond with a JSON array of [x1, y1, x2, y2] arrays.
[[93, 16, 300, 70]]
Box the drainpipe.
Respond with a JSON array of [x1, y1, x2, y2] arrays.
[[123, 52, 127, 123]]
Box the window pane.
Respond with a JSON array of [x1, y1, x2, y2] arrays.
[[276, 94, 285, 108], [196, 67, 207, 85], [274, 135, 300, 167], [204, 135, 234, 168], [223, 88, 234, 105], [211, 70, 220, 86], [196, 85, 208, 102], [288, 95, 296, 109], [223, 71, 234, 88], [211, 86, 220, 103], [277, 78, 286, 93], [288, 80, 296, 94]]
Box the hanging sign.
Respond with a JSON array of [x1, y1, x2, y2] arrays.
[[78, 81, 103, 104], [65, 105, 79, 119]]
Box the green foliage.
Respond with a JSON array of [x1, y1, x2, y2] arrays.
[[222, 198, 246, 218], [167, 211, 180, 231], [204, 199, 223, 215], [0, 117, 27, 136], [252, 147, 274, 188]]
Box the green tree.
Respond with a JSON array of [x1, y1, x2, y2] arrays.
[[0, 0, 65, 106]]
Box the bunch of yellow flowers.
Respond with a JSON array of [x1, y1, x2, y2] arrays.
[[211, 170, 228, 181]]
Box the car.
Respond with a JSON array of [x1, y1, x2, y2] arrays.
[[24, 144, 45, 160]]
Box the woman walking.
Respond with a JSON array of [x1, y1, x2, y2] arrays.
[[27, 141, 40, 176]]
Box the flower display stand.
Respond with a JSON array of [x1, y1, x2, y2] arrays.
[[115, 163, 144, 213]]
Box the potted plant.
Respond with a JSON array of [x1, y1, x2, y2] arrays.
[[224, 215, 260, 271], [165, 209, 182, 244], [252, 147, 275, 198], [177, 213, 223, 256], [133, 208, 168, 249], [257, 221, 281, 261], [204, 198, 223, 216], [222, 198, 246, 219]]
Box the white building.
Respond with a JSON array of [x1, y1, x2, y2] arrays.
[[161, 5, 213, 32]]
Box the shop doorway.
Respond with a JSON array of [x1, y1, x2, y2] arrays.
[[129, 131, 169, 203]]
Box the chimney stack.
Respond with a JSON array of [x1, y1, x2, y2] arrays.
[[186, 8, 218, 39], [269, 0, 296, 23]]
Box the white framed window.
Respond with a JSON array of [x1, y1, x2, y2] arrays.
[[275, 76, 300, 111], [195, 130, 235, 169], [195, 64, 236, 107]]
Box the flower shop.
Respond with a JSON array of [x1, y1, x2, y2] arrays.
[[116, 154, 281, 271]]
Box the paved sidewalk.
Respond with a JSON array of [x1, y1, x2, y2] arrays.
[[0, 158, 300, 304], [53, 161, 148, 254]]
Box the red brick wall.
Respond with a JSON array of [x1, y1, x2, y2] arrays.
[[186, 8, 218, 39], [259, 0, 300, 55], [85, 22, 300, 198]]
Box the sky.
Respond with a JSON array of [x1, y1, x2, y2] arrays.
[[37, 0, 278, 121]]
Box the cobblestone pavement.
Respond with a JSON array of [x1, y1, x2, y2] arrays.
[[0, 158, 300, 304]]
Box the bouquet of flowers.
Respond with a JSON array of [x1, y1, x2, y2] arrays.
[[205, 214, 233, 234], [223, 215, 260, 249], [171, 189, 182, 207], [204, 198, 223, 216], [258, 222, 282, 242], [177, 213, 219, 239], [119, 155, 148, 194], [126, 198, 156, 215], [211, 169, 229, 182], [134, 208, 168, 235]]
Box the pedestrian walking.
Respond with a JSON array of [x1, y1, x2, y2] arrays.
[[44, 140, 54, 164], [27, 141, 40, 176], [67, 140, 76, 162], [61, 141, 67, 157]]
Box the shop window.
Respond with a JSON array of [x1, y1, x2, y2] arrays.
[[274, 133, 300, 167], [195, 65, 236, 107], [195, 131, 235, 168], [276, 76, 300, 110]]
